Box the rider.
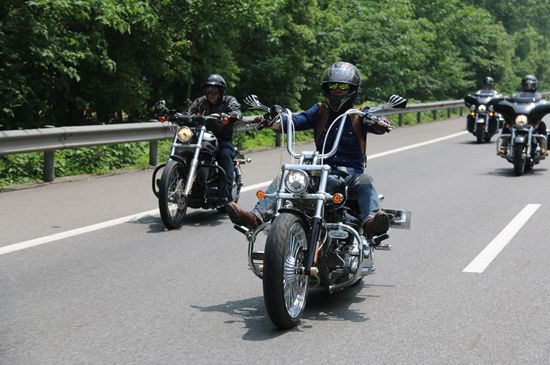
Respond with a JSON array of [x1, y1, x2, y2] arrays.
[[465, 76, 501, 133], [226, 61, 391, 238], [187, 74, 242, 202], [498, 74, 547, 156]]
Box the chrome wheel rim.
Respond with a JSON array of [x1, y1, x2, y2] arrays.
[[283, 222, 308, 319], [167, 169, 186, 219]]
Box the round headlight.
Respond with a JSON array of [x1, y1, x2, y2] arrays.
[[477, 105, 487, 113], [177, 126, 193, 143], [515, 115, 528, 126], [284, 170, 309, 194]]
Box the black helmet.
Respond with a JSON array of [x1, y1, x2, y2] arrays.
[[484, 76, 494, 88], [203, 74, 226, 99], [321, 62, 361, 112], [521, 74, 538, 92]]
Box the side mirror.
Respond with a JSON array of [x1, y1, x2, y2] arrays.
[[155, 100, 167, 111], [243, 94, 270, 112], [387, 94, 407, 109]]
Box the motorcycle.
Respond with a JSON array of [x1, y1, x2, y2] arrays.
[[152, 100, 250, 229], [491, 93, 550, 176], [233, 94, 411, 329], [464, 93, 504, 143]]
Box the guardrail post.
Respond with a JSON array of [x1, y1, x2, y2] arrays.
[[417, 112, 421, 124], [447, 108, 451, 118], [459, 107, 463, 116], [149, 140, 158, 166], [432, 110, 437, 121], [44, 150, 55, 182], [398, 114, 403, 127]]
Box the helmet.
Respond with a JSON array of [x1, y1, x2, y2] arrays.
[[203, 74, 226, 99], [484, 76, 494, 88], [321, 62, 361, 112], [521, 74, 538, 92]]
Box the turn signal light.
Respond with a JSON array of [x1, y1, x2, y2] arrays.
[[489, 112, 494, 117], [159, 116, 167, 123], [470, 112, 476, 117], [332, 193, 344, 204], [256, 190, 266, 199], [222, 117, 230, 126]]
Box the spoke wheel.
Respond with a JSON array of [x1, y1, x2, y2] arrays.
[[159, 160, 188, 228], [263, 213, 308, 329]]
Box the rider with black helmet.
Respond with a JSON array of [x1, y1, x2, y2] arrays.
[[499, 74, 547, 156], [227, 62, 391, 238], [187, 74, 242, 202]]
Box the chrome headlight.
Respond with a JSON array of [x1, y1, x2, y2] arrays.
[[515, 115, 528, 127], [477, 104, 487, 113], [470, 105, 476, 111], [284, 170, 309, 194], [177, 126, 193, 143]]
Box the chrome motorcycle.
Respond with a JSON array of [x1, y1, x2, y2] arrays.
[[152, 100, 249, 229], [233, 95, 411, 329], [492, 93, 550, 176]]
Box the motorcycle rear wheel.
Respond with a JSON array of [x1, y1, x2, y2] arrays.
[[159, 159, 188, 229], [263, 213, 309, 329], [513, 144, 525, 176]]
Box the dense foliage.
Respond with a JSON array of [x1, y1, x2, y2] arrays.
[[1, 0, 549, 130]]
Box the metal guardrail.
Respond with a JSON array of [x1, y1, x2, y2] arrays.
[[1, 94, 548, 182]]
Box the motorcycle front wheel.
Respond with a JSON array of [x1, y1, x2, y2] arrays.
[[476, 126, 485, 144], [158, 159, 188, 229], [263, 213, 309, 329], [513, 144, 525, 176]]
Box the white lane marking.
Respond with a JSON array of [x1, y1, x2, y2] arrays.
[[463, 204, 541, 273], [368, 131, 468, 159], [0, 209, 158, 256], [1, 130, 467, 256]]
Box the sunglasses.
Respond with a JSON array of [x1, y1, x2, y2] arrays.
[[328, 82, 351, 91], [206, 87, 220, 95]]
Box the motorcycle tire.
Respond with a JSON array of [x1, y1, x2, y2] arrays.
[[263, 213, 309, 329], [476, 127, 484, 144], [158, 159, 188, 229], [513, 144, 525, 176]]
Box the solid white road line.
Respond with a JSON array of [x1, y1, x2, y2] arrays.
[[463, 204, 541, 273], [0, 209, 158, 256], [1, 130, 467, 256]]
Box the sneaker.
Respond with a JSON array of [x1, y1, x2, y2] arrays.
[[226, 202, 261, 230], [362, 211, 390, 238]]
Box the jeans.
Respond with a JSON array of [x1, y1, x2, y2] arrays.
[[217, 141, 236, 201], [251, 166, 381, 223]]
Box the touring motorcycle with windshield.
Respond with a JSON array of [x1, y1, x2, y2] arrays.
[[152, 100, 250, 229], [464, 92, 504, 143], [233, 94, 411, 329], [491, 93, 550, 176]]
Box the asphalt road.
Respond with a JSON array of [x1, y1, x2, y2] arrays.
[[1, 117, 550, 364]]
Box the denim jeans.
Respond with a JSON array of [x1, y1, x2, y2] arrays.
[[251, 166, 381, 223], [217, 141, 236, 201]]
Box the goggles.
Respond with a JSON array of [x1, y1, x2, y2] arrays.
[[328, 82, 351, 91]]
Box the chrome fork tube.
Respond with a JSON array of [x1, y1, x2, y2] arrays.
[[183, 126, 205, 196]]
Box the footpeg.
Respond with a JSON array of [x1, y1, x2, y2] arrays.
[[233, 224, 250, 235]]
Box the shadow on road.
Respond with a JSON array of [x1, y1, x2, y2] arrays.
[[486, 167, 548, 177], [129, 210, 230, 234], [191, 282, 387, 340]]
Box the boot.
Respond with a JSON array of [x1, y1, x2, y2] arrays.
[[498, 142, 507, 157], [362, 211, 390, 238], [226, 202, 261, 230]]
